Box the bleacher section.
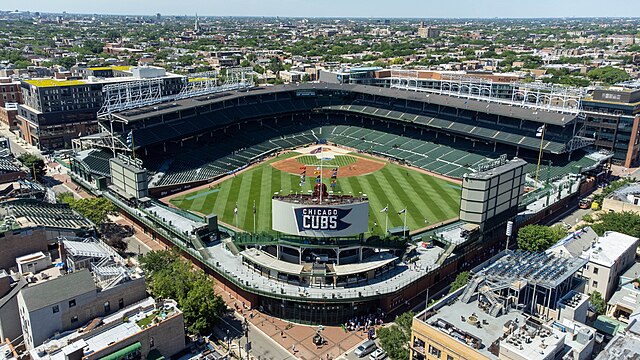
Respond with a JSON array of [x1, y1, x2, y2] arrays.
[[142, 115, 495, 187], [322, 105, 570, 154], [523, 153, 598, 182], [75, 149, 113, 177], [134, 113, 606, 188], [1, 199, 94, 229], [322, 125, 489, 179]]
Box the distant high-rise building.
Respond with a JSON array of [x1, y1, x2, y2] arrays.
[[156, 13, 161, 20], [194, 13, 200, 33], [418, 22, 441, 38]]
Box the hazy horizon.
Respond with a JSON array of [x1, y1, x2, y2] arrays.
[[14, 0, 640, 19]]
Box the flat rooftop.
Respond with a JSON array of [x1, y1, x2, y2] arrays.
[[595, 332, 640, 360], [584, 231, 638, 268], [416, 287, 567, 360], [30, 298, 180, 360]]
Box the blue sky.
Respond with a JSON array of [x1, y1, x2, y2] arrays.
[[18, 0, 640, 18]]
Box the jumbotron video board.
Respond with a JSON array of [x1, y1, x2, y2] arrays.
[[272, 198, 369, 237]]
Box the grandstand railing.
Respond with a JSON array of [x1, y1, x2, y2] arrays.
[[233, 232, 407, 250]]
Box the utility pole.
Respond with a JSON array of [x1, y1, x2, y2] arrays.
[[244, 317, 250, 360]]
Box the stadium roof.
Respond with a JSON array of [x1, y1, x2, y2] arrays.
[[112, 83, 579, 126]]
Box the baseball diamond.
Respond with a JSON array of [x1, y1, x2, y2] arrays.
[[168, 150, 461, 235]]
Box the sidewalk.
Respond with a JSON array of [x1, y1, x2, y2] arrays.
[[215, 289, 371, 360]]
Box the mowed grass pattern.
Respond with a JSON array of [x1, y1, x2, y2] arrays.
[[296, 155, 358, 168], [169, 156, 461, 236]]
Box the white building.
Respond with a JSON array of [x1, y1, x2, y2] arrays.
[[548, 228, 639, 301]]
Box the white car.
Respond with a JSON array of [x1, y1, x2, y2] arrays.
[[354, 340, 376, 358], [369, 348, 387, 360]]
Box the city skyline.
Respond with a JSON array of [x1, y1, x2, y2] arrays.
[[16, 0, 640, 19]]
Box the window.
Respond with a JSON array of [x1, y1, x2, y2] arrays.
[[68, 299, 76, 308], [71, 316, 78, 323], [119, 298, 124, 309], [104, 301, 110, 313], [52, 305, 59, 313], [428, 345, 441, 358], [593, 280, 598, 288], [447, 356, 454, 360], [150, 337, 155, 348], [593, 267, 599, 275]]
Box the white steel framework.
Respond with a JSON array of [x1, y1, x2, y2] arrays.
[[175, 67, 254, 100], [389, 74, 586, 115], [98, 78, 164, 117]]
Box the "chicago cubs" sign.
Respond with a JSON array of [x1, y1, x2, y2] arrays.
[[271, 199, 369, 237], [294, 207, 353, 231]]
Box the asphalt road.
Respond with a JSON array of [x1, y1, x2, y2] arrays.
[[555, 207, 592, 230], [217, 315, 296, 360]]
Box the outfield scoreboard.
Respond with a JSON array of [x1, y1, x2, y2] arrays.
[[272, 198, 369, 237]]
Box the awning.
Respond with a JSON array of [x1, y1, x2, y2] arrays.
[[99, 342, 142, 360]]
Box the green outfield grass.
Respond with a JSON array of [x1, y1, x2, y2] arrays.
[[169, 153, 461, 236]]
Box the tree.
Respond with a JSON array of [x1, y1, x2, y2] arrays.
[[17, 154, 46, 181], [99, 222, 133, 252], [584, 211, 640, 238], [589, 291, 605, 316], [139, 249, 179, 276], [449, 271, 470, 293], [516, 224, 566, 252], [252, 64, 265, 74], [58, 196, 116, 224], [181, 274, 227, 334], [377, 311, 414, 360], [139, 250, 227, 334], [587, 66, 631, 85], [267, 57, 284, 75]]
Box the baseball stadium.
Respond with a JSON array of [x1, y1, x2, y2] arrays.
[[71, 78, 611, 324]]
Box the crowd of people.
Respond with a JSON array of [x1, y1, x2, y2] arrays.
[[342, 312, 384, 333]]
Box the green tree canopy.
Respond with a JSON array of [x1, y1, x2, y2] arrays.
[[377, 311, 414, 360], [139, 250, 226, 334], [17, 154, 46, 181], [449, 271, 470, 294], [516, 224, 566, 252], [587, 66, 631, 85], [589, 291, 605, 315], [583, 211, 640, 238], [58, 196, 116, 224]]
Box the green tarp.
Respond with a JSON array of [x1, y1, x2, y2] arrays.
[[99, 342, 142, 360]]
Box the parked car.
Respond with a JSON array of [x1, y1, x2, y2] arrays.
[[354, 340, 377, 358], [369, 347, 387, 360]]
